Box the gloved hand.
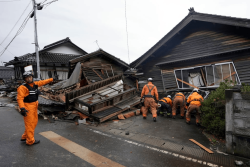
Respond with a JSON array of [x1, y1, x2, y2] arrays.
[[186, 103, 190, 107], [20, 108, 28, 117]]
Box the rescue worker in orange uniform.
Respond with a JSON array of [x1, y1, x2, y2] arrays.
[[17, 71, 53, 145], [186, 88, 204, 126], [172, 92, 186, 119], [157, 95, 172, 117], [140, 78, 159, 122]]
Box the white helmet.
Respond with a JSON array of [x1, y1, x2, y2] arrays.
[[167, 95, 171, 98], [148, 78, 153, 81], [23, 71, 34, 80], [193, 88, 199, 92]]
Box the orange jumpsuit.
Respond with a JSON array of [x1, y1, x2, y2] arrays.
[[172, 93, 186, 117], [159, 97, 172, 107], [186, 92, 204, 123], [140, 82, 159, 118], [17, 78, 53, 145]]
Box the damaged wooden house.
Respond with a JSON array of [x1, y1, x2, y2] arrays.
[[130, 8, 250, 97], [5, 37, 87, 81], [39, 49, 140, 122]]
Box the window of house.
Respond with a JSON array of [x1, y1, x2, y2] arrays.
[[174, 62, 240, 89]]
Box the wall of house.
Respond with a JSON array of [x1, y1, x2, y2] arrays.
[[40, 66, 68, 80], [234, 58, 250, 85], [137, 28, 250, 92], [47, 43, 83, 55], [225, 89, 250, 158]]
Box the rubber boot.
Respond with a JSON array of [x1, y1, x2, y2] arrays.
[[26, 140, 40, 146], [186, 121, 190, 125], [196, 123, 201, 127], [153, 117, 156, 122]]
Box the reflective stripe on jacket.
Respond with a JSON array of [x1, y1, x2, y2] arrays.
[[17, 78, 53, 108]]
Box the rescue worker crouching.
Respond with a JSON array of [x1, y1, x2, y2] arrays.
[[140, 78, 159, 122], [172, 92, 186, 119], [186, 88, 204, 126], [157, 95, 172, 117], [17, 71, 53, 145]]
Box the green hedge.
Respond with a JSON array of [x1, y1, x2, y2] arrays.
[[201, 81, 250, 138], [200, 80, 234, 137]]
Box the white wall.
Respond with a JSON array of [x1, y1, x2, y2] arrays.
[[40, 66, 68, 80], [47, 43, 83, 55]]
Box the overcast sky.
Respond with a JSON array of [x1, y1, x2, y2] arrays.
[[0, 0, 250, 66]]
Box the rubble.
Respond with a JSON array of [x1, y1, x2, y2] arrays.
[[34, 60, 140, 123]]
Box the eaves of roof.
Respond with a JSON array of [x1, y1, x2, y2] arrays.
[[70, 49, 130, 68], [130, 9, 250, 68], [41, 37, 88, 54]]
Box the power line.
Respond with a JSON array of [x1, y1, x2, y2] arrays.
[[0, 0, 20, 2], [42, 0, 57, 8], [0, 45, 15, 56], [0, 9, 33, 57], [124, 0, 130, 64], [0, 0, 31, 45]]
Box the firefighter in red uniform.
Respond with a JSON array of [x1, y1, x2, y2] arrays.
[[140, 78, 159, 122], [17, 71, 53, 145]]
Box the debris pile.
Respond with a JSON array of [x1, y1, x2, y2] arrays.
[[35, 62, 140, 123]]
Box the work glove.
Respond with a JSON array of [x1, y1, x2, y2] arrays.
[[20, 108, 28, 117]]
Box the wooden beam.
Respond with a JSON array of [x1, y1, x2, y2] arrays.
[[136, 79, 139, 91], [189, 139, 213, 154], [93, 69, 103, 80], [176, 78, 199, 89], [200, 68, 207, 87]]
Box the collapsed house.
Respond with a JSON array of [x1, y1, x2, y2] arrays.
[[130, 8, 250, 98], [5, 37, 87, 81], [39, 49, 140, 122]]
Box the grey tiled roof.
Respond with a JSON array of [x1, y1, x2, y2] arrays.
[[5, 52, 82, 66]]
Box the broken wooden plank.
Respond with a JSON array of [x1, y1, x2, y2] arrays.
[[176, 78, 199, 89], [189, 139, 213, 154], [93, 69, 103, 80], [200, 68, 207, 87]]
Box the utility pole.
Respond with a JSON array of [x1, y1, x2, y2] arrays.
[[32, 0, 40, 79]]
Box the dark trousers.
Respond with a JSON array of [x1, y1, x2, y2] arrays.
[[157, 101, 172, 115]]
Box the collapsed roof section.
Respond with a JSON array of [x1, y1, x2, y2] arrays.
[[69, 49, 129, 77]]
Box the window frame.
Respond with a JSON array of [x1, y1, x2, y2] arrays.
[[174, 61, 241, 89]]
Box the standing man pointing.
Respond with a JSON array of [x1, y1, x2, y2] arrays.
[[17, 71, 53, 145]]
